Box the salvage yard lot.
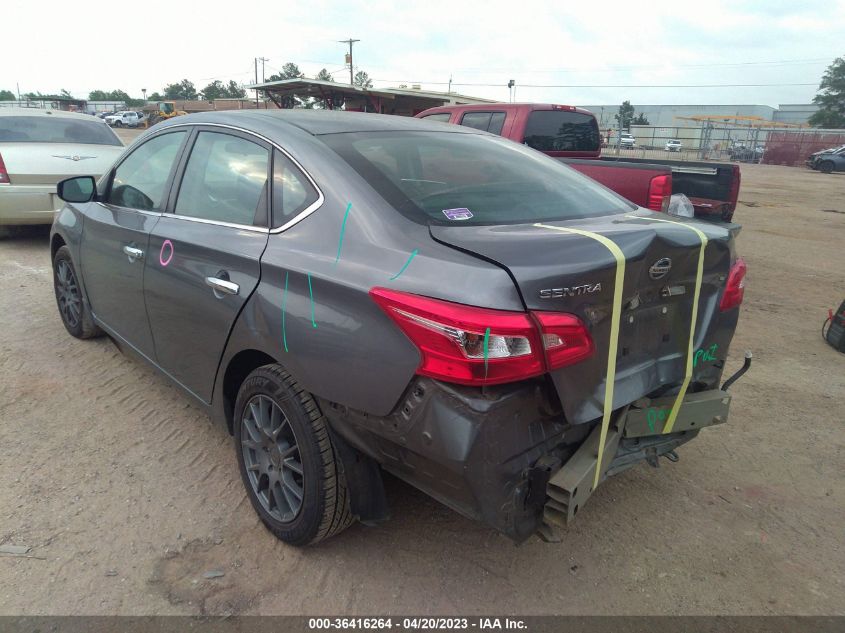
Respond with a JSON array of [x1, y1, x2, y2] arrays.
[[0, 164, 842, 615]]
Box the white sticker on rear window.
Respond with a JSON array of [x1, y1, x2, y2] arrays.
[[442, 208, 473, 221]]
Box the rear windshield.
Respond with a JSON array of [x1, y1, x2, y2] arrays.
[[321, 131, 632, 225], [523, 111, 600, 152], [0, 116, 122, 145]]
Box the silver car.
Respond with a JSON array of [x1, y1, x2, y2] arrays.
[[0, 108, 124, 225]]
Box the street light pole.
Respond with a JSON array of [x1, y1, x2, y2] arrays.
[[339, 38, 360, 86]]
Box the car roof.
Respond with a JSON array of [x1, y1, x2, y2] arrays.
[[0, 107, 97, 120], [419, 103, 594, 116], [157, 109, 486, 137]]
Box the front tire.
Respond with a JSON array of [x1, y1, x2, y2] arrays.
[[819, 160, 835, 174], [53, 245, 101, 339], [234, 364, 353, 546]]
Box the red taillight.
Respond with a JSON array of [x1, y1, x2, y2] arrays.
[[532, 312, 595, 369], [719, 257, 747, 311], [0, 152, 10, 185], [552, 104, 576, 111], [647, 174, 671, 212], [370, 288, 593, 386]]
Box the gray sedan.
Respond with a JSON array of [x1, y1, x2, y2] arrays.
[[50, 110, 745, 545], [0, 108, 123, 225]]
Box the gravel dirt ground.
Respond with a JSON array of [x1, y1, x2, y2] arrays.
[[0, 163, 843, 616]]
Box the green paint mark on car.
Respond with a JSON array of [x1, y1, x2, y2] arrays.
[[390, 249, 419, 280], [307, 273, 317, 328], [483, 327, 491, 377], [282, 271, 289, 352], [647, 406, 671, 433], [693, 343, 719, 368], [334, 202, 352, 265]]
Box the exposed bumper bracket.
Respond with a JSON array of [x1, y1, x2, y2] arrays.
[[543, 407, 628, 529], [624, 388, 731, 438], [541, 388, 732, 536]]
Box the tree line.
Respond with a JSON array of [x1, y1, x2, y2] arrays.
[[6, 55, 840, 125], [0, 62, 374, 107]]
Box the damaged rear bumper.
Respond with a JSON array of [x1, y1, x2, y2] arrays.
[[541, 388, 731, 536], [322, 378, 731, 542]]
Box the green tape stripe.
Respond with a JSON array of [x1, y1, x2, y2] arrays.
[[535, 223, 626, 489], [627, 215, 708, 434]]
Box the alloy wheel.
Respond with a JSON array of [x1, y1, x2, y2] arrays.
[[240, 394, 304, 523], [55, 259, 82, 329]]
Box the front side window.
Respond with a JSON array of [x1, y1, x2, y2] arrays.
[[272, 150, 319, 228], [107, 131, 186, 210], [460, 111, 506, 136], [0, 116, 122, 145], [175, 131, 269, 226], [322, 131, 632, 226], [523, 110, 600, 152]]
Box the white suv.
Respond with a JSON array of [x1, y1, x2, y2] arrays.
[[620, 133, 636, 148], [105, 111, 143, 128], [665, 139, 682, 152]]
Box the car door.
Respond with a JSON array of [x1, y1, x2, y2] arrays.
[[143, 127, 270, 403], [79, 129, 188, 360]]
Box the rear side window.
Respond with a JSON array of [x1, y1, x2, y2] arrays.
[[271, 150, 319, 228], [0, 115, 122, 145], [523, 111, 600, 152], [460, 111, 506, 136], [421, 113, 451, 124], [322, 131, 632, 225], [175, 131, 269, 226], [107, 131, 186, 210]]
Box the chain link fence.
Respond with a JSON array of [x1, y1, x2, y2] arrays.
[[600, 124, 845, 167]]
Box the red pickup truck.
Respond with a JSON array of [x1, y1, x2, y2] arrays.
[[416, 103, 741, 221]]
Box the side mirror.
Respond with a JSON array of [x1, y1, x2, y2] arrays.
[[57, 176, 97, 203]]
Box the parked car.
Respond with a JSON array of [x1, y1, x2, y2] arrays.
[[729, 144, 764, 162], [51, 110, 747, 546], [619, 132, 636, 148], [105, 111, 143, 128], [416, 104, 742, 221], [806, 145, 845, 173], [0, 108, 124, 226], [665, 139, 682, 152]]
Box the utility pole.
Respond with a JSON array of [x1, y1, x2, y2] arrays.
[[254, 57, 259, 107], [338, 38, 360, 86], [258, 57, 269, 82]]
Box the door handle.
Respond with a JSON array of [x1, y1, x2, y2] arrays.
[[205, 276, 240, 296], [123, 245, 144, 261]]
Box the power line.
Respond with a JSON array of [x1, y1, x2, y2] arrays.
[[370, 80, 818, 88], [439, 57, 831, 74]]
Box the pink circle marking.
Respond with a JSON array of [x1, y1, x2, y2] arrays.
[[159, 239, 174, 267]]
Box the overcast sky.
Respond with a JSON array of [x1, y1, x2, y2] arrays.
[[3, 0, 843, 107]]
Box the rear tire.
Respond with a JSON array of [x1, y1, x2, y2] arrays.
[[820, 160, 835, 174], [53, 245, 102, 339], [234, 364, 354, 546]]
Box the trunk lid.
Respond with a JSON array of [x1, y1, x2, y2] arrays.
[[0, 142, 123, 185], [430, 211, 738, 425]]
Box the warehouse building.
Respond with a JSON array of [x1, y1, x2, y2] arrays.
[[580, 103, 819, 128]]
